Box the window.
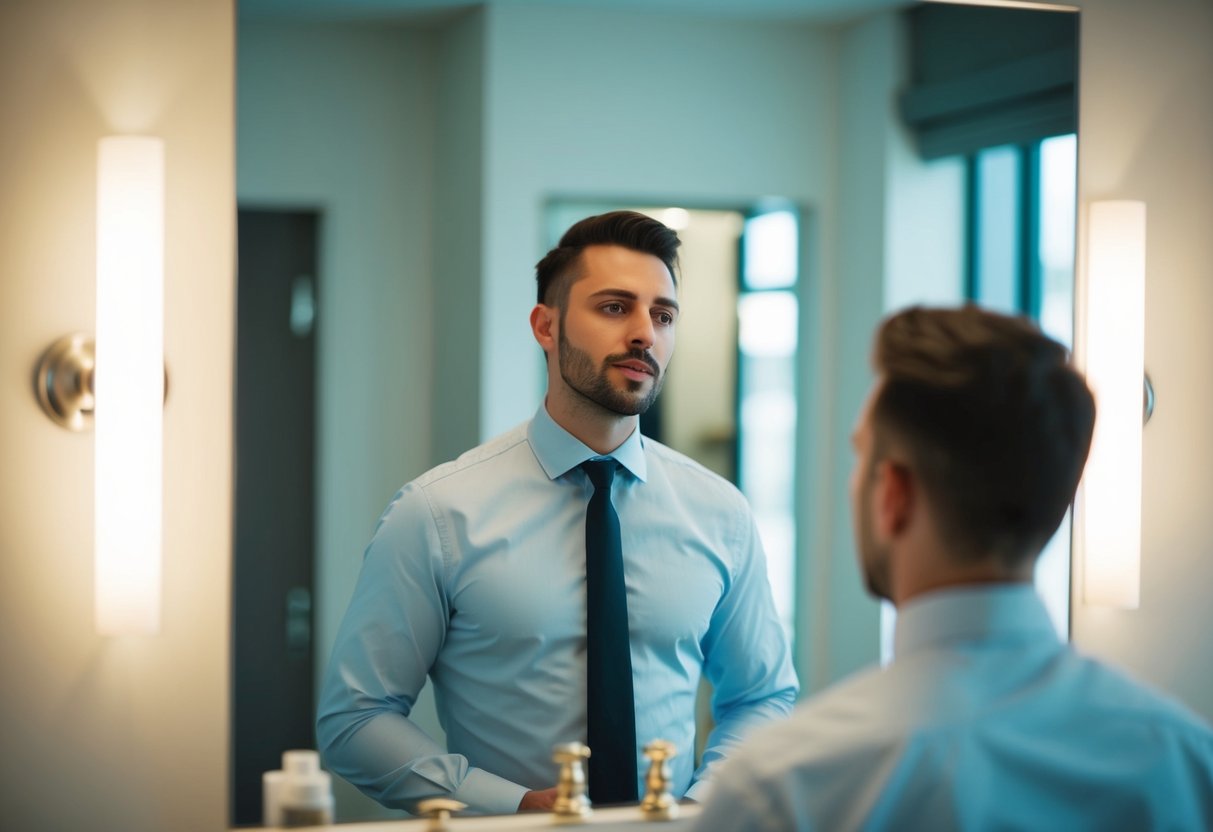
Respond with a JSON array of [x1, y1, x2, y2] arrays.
[[967, 133, 1078, 637], [737, 209, 799, 635]]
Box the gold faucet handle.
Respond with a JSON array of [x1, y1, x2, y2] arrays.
[[641, 739, 679, 820], [643, 739, 676, 763], [551, 742, 593, 822], [552, 741, 592, 764], [416, 797, 466, 832]]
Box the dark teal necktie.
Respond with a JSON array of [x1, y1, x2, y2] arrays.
[[580, 458, 638, 804]]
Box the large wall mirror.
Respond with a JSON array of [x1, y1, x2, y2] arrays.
[[233, 0, 1078, 824]]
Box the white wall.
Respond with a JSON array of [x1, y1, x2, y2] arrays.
[[1070, 0, 1213, 721], [0, 1, 234, 830]]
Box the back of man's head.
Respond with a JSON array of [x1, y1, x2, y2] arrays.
[[871, 305, 1096, 569], [535, 211, 681, 307]]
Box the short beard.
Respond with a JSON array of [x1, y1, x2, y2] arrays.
[[558, 326, 663, 417], [857, 469, 893, 603]]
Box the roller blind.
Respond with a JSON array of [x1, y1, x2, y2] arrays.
[[899, 4, 1078, 160]]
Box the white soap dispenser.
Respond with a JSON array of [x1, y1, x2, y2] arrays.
[[263, 749, 334, 828]]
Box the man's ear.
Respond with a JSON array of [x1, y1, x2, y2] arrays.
[[530, 304, 557, 353], [873, 459, 914, 539]]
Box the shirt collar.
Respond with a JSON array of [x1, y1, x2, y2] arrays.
[[527, 402, 648, 482], [893, 583, 1060, 660]]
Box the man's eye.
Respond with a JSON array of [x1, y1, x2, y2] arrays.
[[603, 303, 625, 314], [655, 311, 675, 326]]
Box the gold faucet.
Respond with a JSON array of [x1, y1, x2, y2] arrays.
[[415, 797, 466, 832], [640, 739, 679, 821], [551, 741, 593, 823]]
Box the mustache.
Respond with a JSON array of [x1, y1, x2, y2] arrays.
[[604, 348, 660, 376]]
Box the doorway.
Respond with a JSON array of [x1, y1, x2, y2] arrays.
[[232, 209, 321, 826]]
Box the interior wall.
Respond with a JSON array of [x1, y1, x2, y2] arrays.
[[236, 21, 438, 700], [1070, 0, 1213, 721], [800, 9, 901, 692], [432, 10, 487, 465], [0, 1, 234, 830], [479, 2, 836, 441]]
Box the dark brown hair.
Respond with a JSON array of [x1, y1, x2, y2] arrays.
[[871, 305, 1096, 567], [535, 210, 681, 306]]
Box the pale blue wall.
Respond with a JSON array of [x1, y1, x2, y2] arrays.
[[236, 19, 438, 749], [432, 10, 486, 465], [478, 3, 836, 439]]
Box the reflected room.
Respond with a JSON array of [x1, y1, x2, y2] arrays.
[[233, 0, 1078, 824]]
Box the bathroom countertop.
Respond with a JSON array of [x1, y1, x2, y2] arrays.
[[242, 802, 700, 831]]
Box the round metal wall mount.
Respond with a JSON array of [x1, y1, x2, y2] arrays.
[[35, 333, 95, 431]]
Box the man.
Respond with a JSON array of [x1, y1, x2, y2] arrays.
[[695, 306, 1213, 830], [317, 211, 798, 816]]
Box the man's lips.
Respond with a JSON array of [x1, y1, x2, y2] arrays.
[[612, 359, 656, 378]]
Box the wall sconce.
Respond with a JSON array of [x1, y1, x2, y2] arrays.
[[1081, 200, 1147, 609], [924, 0, 1079, 10], [35, 136, 165, 635]]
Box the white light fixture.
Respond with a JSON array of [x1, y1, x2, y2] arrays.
[[1081, 200, 1146, 609], [925, 0, 1079, 11], [659, 207, 691, 231], [35, 136, 165, 635]]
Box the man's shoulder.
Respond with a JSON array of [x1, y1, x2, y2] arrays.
[[727, 665, 897, 782], [1069, 651, 1213, 741], [411, 421, 533, 490], [642, 436, 748, 506]]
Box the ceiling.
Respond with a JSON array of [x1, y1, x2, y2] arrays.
[[238, 0, 909, 26]]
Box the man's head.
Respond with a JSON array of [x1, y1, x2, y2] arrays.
[[535, 210, 680, 308], [850, 305, 1096, 603], [531, 212, 681, 420]]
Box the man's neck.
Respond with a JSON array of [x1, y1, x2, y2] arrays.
[[544, 393, 638, 455], [893, 550, 1036, 607]]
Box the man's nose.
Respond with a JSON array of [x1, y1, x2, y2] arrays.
[[628, 312, 655, 350]]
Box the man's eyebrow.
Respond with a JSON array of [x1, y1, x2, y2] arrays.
[[587, 288, 681, 312]]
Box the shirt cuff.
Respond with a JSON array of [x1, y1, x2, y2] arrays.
[[684, 778, 712, 803], [454, 767, 530, 815]]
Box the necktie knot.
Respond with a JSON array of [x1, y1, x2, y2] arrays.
[[581, 458, 616, 490]]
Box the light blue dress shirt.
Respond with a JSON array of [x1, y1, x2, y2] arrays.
[[317, 404, 798, 815], [695, 585, 1213, 831]]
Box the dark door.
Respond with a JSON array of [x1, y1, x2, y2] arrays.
[[233, 209, 320, 826]]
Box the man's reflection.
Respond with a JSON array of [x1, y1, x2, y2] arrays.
[[317, 211, 797, 814]]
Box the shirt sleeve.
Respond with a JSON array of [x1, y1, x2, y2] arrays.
[[315, 482, 529, 815], [686, 507, 799, 801]]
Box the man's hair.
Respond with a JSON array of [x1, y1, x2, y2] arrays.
[[871, 305, 1096, 568], [535, 210, 681, 306]]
